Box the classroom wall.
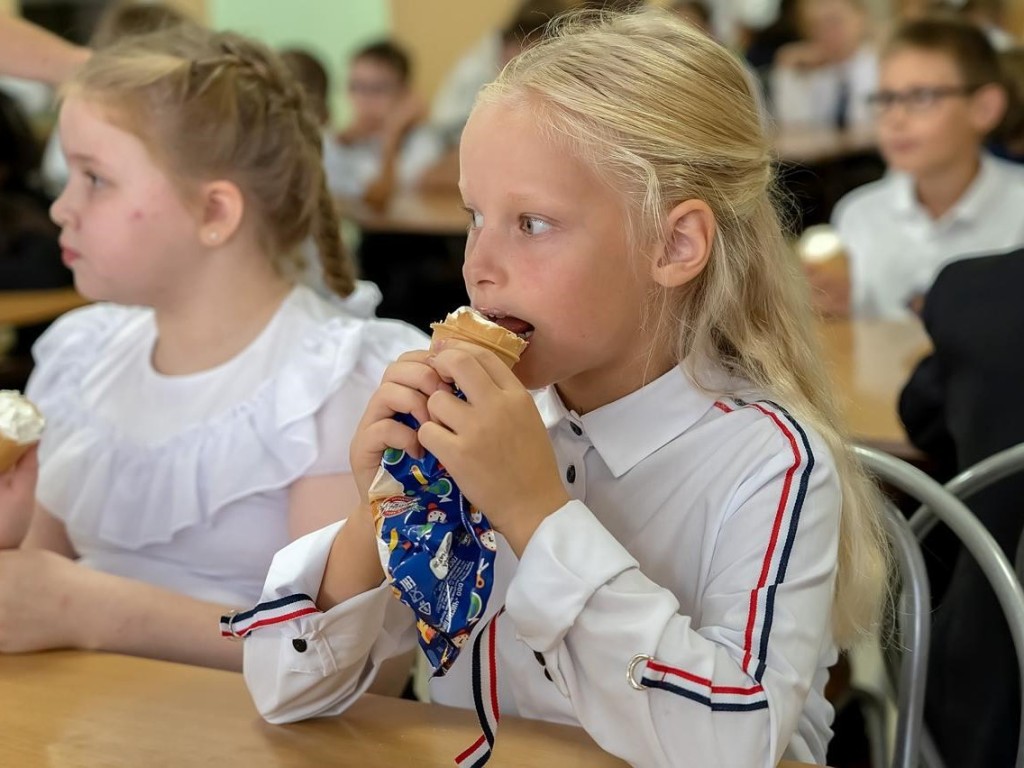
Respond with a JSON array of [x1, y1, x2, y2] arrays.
[[0, 0, 18, 16], [390, 0, 520, 103], [207, 0, 390, 127]]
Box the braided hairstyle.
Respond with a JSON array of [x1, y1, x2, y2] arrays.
[[63, 25, 355, 298]]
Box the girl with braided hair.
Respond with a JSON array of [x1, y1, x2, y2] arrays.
[[0, 24, 426, 670]]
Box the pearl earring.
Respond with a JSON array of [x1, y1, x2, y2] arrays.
[[208, 231, 220, 243]]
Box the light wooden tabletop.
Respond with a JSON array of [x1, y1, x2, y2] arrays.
[[0, 651, 823, 768], [0, 287, 87, 327], [818, 316, 931, 452], [338, 190, 468, 236], [773, 125, 879, 166]]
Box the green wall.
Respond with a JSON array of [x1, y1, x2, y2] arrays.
[[207, 0, 391, 128]]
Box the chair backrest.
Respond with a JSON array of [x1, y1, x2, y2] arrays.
[[908, 442, 1024, 541], [878, 500, 932, 768], [855, 445, 1024, 768]]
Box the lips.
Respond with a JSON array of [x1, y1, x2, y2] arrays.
[[60, 247, 81, 267], [480, 310, 534, 341]]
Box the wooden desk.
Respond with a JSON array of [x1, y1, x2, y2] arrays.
[[818, 317, 931, 454], [773, 126, 878, 166], [339, 190, 468, 236], [0, 651, 820, 767], [0, 288, 87, 327]]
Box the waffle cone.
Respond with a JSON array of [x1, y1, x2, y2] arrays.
[[0, 436, 31, 474], [430, 309, 528, 369]]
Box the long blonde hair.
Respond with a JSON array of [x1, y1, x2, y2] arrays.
[[63, 25, 355, 298], [481, 8, 888, 647]]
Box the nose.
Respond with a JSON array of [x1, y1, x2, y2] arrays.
[[49, 185, 74, 229], [462, 223, 504, 290]]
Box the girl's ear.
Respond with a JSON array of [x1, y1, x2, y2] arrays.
[[197, 180, 245, 248], [650, 199, 716, 289]]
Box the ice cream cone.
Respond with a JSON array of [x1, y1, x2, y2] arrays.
[[429, 307, 528, 369]]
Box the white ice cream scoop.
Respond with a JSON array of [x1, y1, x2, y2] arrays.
[[0, 390, 44, 473]]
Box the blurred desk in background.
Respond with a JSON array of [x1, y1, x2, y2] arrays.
[[774, 125, 878, 166], [818, 317, 931, 457], [338, 190, 467, 236], [339, 191, 469, 332], [0, 288, 86, 327], [774, 125, 884, 231]]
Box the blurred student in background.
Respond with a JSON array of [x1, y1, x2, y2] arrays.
[[324, 40, 442, 210], [771, 0, 877, 130], [428, 0, 568, 150], [808, 18, 1024, 318], [280, 47, 385, 317], [899, 246, 1024, 768]]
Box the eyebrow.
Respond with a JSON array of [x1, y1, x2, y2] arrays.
[[65, 152, 106, 167]]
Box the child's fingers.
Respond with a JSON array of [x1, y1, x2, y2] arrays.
[[425, 389, 472, 434], [356, 419, 423, 464], [381, 358, 452, 399], [360, 381, 432, 430], [417, 420, 458, 467], [428, 342, 520, 402]]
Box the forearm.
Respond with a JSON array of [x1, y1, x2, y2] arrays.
[[316, 505, 385, 611], [74, 566, 242, 670], [361, 144, 400, 210], [0, 16, 89, 84]]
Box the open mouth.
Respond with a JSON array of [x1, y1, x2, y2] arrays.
[[482, 311, 534, 342]]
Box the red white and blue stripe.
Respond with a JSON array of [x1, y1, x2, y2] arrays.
[[219, 593, 320, 639], [455, 609, 504, 768], [640, 398, 814, 709]]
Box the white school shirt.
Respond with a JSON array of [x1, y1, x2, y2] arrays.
[[241, 365, 842, 768], [26, 285, 428, 606], [322, 127, 444, 201], [833, 153, 1024, 319], [771, 45, 878, 130]]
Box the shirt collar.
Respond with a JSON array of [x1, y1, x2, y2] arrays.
[[946, 152, 1001, 225], [533, 365, 719, 479], [890, 152, 1001, 225]]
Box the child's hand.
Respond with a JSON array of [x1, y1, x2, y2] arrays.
[[422, 341, 570, 556], [349, 350, 450, 505], [0, 446, 38, 549]]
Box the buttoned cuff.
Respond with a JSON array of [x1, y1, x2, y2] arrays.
[[505, 500, 637, 652]]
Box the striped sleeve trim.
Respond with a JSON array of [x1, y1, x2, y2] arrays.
[[641, 659, 768, 711], [717, 398, 814, 683], [219, 593, 320, 639], [639, 398, 814, 709]]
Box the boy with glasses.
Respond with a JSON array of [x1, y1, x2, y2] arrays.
[[807, 17, 1024, 318], [324, 41, 442, 209]]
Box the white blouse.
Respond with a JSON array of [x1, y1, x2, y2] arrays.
[[26, 285, 428, 606], [241, 365, 842, 768]]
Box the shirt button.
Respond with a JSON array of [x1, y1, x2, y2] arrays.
[[292, 638, 308, 653], [570, 422, 582, 436], [566, 465, 576, 483]]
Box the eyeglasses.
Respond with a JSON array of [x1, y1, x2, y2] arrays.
[[866, 85, 979, 115], [347, 80, 400, 97]]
